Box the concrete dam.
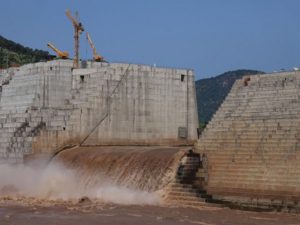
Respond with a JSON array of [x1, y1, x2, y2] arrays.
[[196, 71, 300, 211], [1, 59, 300, 211], [0, 60, 198, 159], [0, 60, 202, 206]]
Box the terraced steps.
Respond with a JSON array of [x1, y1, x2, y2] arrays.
[[164, 150, 216, 209], [196, 71, 300, 210]]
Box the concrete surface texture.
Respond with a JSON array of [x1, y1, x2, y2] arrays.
[[0, 60, 198, 162], [196, 71, 300, 210]]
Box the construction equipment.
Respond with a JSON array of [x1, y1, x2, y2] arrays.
[[86, 32, 105, 62], [66, 9, 84, 68], [47, 42, 69, 59]]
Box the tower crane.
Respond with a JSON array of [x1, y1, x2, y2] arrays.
[[86, 32, 105, 62], [47, 42, 69, 59], [65, 9, 84, 68]]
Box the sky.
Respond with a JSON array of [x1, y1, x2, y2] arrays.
[[1, 0, 300, 80]]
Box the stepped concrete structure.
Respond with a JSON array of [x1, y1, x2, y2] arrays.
[[0, 60, 198, 163], [196, 71, 300, 210], [164, 150, 211, 208], [4, 59, 300, 211]]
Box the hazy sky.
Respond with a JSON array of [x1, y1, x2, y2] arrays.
[[1, 0, 300, 79]]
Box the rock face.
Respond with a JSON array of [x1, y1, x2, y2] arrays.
[[196, 71, 300, 210], [0, 60, 198, 163]]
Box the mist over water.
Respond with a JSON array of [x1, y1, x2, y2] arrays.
[[0, 147, 184, 205], [0, 162, 160, 205]]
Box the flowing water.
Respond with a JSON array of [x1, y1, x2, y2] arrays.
[[0, 146, 187, 205], [54, 146, 186, 192], [1, 146, 300, 225]]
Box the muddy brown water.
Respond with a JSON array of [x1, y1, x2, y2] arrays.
[[0, 199, 300, 225], [0, 146, 300, 224], [53, 146, 187, 192], [0, 146, 188, 205]]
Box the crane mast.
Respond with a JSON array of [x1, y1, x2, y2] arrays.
[[66, 9, 84, 68], [86, 32, 104, 62]]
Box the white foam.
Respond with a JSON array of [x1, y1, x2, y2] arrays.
[[0, 162, 160, 205]]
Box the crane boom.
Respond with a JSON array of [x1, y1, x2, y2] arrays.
[[47, 42, 69, 59], [66, 10, 80, 27], [65, 9, 84, 68], [86, 32, 104, 62]]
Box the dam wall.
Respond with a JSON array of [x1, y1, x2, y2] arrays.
[[196, 71, 300, 209], [0, 60, 198, 162]]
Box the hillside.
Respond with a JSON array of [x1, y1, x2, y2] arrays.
[[0, 35, 53, 68], [196, 69, 264, 126]]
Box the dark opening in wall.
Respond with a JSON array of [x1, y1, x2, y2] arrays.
[[81, 60, 87, 68], [63, 127, 66, 131], [243, 77, 251, 86], [80, 75, 85, 82], [50, 66, 53, 71], [178, 127, 187, 139], [181, 74, 185, 82]]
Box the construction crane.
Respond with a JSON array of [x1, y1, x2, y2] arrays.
[[86, 32, 105, 62], [65, 9, 84, 68], [47, 42, 69, 59]]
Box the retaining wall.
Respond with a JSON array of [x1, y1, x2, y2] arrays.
[[0, 60, 198, 162]]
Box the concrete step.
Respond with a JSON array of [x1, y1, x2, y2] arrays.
[[165, 194, 206, 202], [165, 199, 210, 208], [165, 186, 201, 193], [168, 190, 211, 198], [170, 183, 194, 188]]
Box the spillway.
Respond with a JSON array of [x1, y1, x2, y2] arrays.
[[52, 146, 186, 192], [0, 146, 194, 205], [0, 60, 200, 207]]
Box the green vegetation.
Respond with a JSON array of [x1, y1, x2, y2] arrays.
[[0, 35, 53, 68], [198, 121, 207, 133], [195, 69, 264, 124]]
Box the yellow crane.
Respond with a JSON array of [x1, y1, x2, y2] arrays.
[[86, 32, 105, 62], [65, 9, 84, 68], [47, 42, 69, 59]]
